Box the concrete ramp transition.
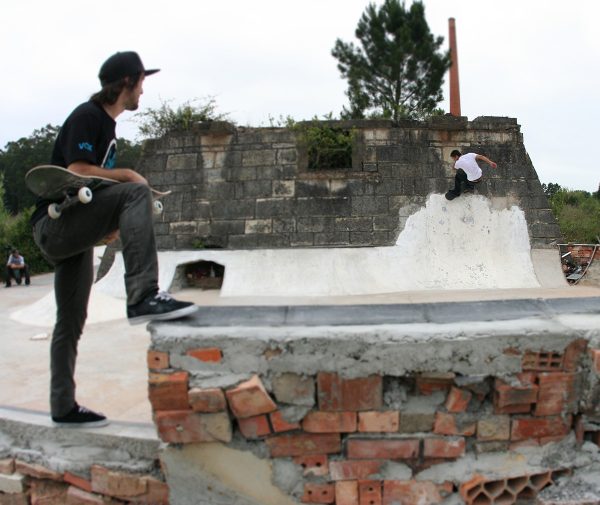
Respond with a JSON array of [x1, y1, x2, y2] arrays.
[[94, 194, 565, 301]]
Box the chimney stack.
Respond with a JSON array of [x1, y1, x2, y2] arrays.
[[448, 17, 461, 116]]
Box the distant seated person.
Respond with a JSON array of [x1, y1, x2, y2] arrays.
[[5, 249, 30, 287]]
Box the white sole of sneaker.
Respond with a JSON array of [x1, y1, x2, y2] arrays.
[[52, 419, 110, 428], [128, 304, 199, 326]]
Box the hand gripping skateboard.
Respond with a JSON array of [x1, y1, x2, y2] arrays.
[[25, 165, 171, 219]]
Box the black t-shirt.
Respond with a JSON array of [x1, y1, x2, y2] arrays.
[[31, 100, 117, 225]]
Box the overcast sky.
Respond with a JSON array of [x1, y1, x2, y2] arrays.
[[2, 0, 598, 192]]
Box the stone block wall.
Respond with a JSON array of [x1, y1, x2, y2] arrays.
[[137, 116, 560, 251]]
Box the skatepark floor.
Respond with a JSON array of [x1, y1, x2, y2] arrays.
[[2, 272, 599, 426]]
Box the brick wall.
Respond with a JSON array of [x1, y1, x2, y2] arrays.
[[137, 116, 560, 250], [145, 337, 600, 505], [0, 460, 168, 505]]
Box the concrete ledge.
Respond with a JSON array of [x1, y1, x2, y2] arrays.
[[0, 407, 159, 475]]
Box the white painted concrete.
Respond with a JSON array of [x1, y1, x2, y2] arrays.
[[97, 193, 548, 299]]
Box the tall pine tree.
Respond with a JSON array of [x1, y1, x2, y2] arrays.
[[332, 0, 450, 121]]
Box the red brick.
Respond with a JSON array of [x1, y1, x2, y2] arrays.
[[562, 339, 588, 371], [302, 411, 357, 433], [359, 480, 381, 505], [30, 479, 69, 504], [423, 437, 465, 459], [270, 411, 301, 433], [433, 412, 476, 436], [266, 433, 341, 457], [66, 486, 119, 505], [294, 455, 329, 477], [590, 349, 600, 374], [154, 410, 232, 443], [383, 480, 443, 505], [336, 481, 359, 505], [493, 403, 533, 415], [476, 416, 510, 441], [186, 347, 223, 363], [225, 375, 277, 418], [302, 482, 335, 503], [347, 439, 419, 460], [91, 465, 146, 498], [64, 472, 93, 493], [237, 414, 271, 439], [511, 416, 572, 441], [317, 373, 382, 411], [148, 371, 189, 411], [445, 387, 472, 413], [494, 378, 538, 408], [188, 387, 227, 413], [330, 460, 383, 481], [147, 350, 169, 370], [136, 476, 169, 505], [15, 460, 63, 481], [534, 372, 578, 416], [358, 411, 399, 433], [415, 373, 455, 395]]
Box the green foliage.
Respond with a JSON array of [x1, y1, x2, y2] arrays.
[[547, 186, 600, 243], [0, 176, 52, 279], [542, 182, 563, 199], [0, 124, 59, 214], [332, 0, 450, 122], [134, 97, 229, 139], [291, 118, 357, 170]]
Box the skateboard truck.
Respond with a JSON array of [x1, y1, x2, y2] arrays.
[[48, 187, 93, 219]]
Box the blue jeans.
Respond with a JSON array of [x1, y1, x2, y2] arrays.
[[33, 182, 158, 417]]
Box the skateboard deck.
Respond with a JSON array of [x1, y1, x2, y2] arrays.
[[25, 165, 170, 219]]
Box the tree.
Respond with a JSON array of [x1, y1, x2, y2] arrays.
[[332, 0, 450, 121], [0, 124, 59, 214], [547, 187, 600, 243], [542, 182, 563, 199]]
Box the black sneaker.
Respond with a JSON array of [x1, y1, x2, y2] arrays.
[[127, 291, 198, 325], [52, 403, 109, 428]]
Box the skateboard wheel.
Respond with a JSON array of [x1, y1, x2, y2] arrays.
[[153, 200, 163, 215], [48, 203, 61, 219], [78, 186, 93, 204]]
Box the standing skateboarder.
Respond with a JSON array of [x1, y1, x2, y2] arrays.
[[31, 51, 198, 428], [446, 150, 497, 200]]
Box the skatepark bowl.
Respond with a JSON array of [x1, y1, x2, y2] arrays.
[[2, 198, 600, 504]]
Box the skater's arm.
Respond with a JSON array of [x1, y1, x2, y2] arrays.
[[475, 155, 497, 169], [67, 161, 148, 185]]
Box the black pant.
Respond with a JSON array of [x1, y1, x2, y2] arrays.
[[6, 265, 30, 286], [33, 182, 159, 417], [449, 169, 475, 197]]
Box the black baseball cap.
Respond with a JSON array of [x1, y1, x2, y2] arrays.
[[99, 51, 160, 86]]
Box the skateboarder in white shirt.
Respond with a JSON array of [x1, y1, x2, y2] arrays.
[[446, 150, 497, 200]]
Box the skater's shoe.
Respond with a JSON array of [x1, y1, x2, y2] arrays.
[[127, 290, 198, 325], [52, 403, 109, 428]]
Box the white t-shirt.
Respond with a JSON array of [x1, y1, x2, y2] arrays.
[[454, 153, 482, 181]]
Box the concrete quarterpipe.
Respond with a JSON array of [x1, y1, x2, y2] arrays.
[[87, 193, 565, 305]]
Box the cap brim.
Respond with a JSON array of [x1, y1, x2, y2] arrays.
[[144, 68, 160, 77]]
